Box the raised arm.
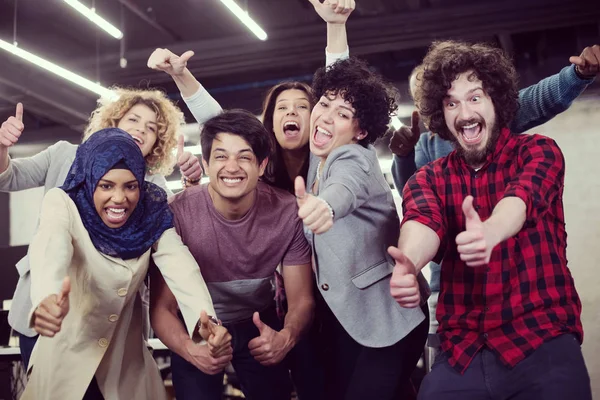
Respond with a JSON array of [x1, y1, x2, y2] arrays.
[[308, 0, 354, 65], [512, 45, 598, 133]]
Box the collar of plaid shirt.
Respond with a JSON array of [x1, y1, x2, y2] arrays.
[[402, 127, 583, 374]]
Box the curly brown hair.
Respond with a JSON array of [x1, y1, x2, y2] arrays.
[[83, 87, 185, 176], [415, 40, 519, 141], [312, 57, 398, 145], [260, 81, 315, 193]]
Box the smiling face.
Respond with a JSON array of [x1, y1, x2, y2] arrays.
[[117, 103, 159, 157], [443, 71, 499, 167], [309, 92, 366, 160], [272, 89, 312, 151], [93, 169, 140, 228]]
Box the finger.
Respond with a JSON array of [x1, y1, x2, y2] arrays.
[[455, 230, 483, 246], [15, 103, 23, 122], [466, 259, 488, 267], [252, 311, 268, 335], [294, 176, 307, 202], [57, 276, 71, 306], [199, 310, 210, 332], [179, 50, 195, 64], [209, 345, 233, 358], [6, 118, 24, 133], [308, 211, 332, 233], [314, 219, 333, 235], [184, 162, 202, 180], [248, 336, 266, 352], [459, 252, 486, 262], [177, 135, 185, 161], [34, 317, 62, 333], [387, 246, 412, 268], [569, 56, 584, 67], [456, 241, 486, 255], [1, 128, 20, 144], [462, 196, 482, 229], [410, 110, 420, 135], [302, 206, 324, 227]]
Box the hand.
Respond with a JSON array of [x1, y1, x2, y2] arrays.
[[455, 196, 498, 267], [33, 277, 71, 337], [198, 310, 233, 358], [0, 103, 24, 148], [248, 312, 292, 366], [184, 339, 232, 375], [295, 176, 333, 234], [388, 247, 420, 308], [389, 110, 420, 157], [177, 136, 202, 180], [147, 48, 195, 77], [308, 0, 355, 24], [570, 44, 600, 78]]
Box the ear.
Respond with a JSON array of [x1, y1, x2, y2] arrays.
[[202, 158, 209, 172], [258, 157, 269, 177], [355, 130, 368, 142]]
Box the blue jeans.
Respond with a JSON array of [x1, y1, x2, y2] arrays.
[[18, 333, 38, 370], [418, 334, 592, 400], [171, 306, 292, 400]]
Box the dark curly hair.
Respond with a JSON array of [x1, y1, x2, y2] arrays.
[[415, 40, 519, 141], [261, 81, 315, 193], [312, 57, 398, 145]]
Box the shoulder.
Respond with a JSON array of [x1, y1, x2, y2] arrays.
[[514, 133, 564, 161], [169, 184, 207, 211], [50, 141, 78, 156], [327, 144, 376, 172], [257, 181, 297, 209], [41, 188, 76, 222]]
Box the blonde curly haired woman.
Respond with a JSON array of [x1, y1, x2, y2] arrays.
[[0, 86, 222, 367]]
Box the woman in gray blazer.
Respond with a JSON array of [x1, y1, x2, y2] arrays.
[[0, 86, 222, 367], [295, 57, 429, 400]]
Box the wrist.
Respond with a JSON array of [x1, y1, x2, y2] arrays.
[[279, 328, 296, 353], [574, 65, 596, 80]]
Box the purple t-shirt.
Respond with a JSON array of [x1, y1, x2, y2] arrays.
[[169, 182, 311, 323]]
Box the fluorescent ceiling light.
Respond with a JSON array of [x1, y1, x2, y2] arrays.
[[0, 38, 116, 100], [63, 0, 123, 39], [218, 0, 267, 41]]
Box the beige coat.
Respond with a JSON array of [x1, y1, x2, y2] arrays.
[[20, 188, 215, 400]]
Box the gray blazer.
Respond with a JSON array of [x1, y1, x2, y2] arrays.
[[305, 144, 426, 348], [0, 141, 170, 336]]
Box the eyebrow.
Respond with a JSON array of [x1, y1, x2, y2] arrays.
[[276, 97, 310, 103], [213, 148, 254, 155], [445, 86, 484, 99], [337, 105, 356, 115], [98, 179, 138, 184]]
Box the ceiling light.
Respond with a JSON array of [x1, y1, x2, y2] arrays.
[[0, 38, 116, 99], [218, 0, 267, 41], [63, 0, 123, 39]]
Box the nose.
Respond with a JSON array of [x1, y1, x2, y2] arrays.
[[321, 107, 335, 124], [111, 188, 126, 204], [286, 108, 297, 116], [224, 157, 240, 173], [458, 102, 474, 121]]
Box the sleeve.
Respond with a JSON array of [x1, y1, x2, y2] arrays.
[[502, 136, 565, 225], [282, 213, 312, 267], [325, 48, 349, 67], [391, 153, 416, 198], [401, 167, 447, 244], [182, 85, 223, 125], [28, 188, 74, 325], [512, 65, 593, 133], [0, 143, 56, 191], [146, 173, 174, 197], [151, 228, 216, 338], [318, 148, 372, 220], [415, 132, 436, 168]]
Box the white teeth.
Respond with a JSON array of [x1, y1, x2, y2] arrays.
[[132, 136, 143, 144], [107, 208, 125, 214], [284, 121, 299, 129], [462, 123, 479, 129], [316, 126, 332, 136], [222, 178, 242, 184]]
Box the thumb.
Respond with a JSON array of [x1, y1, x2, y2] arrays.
[[387, 246, 412, 273], [252, 311, 267, 334], [179, 50, 194, 64], [177, 135, 185, 160], [15, 103, 23, 122], [462, 196, 482, 230], [410, 110, 420, 136], [569, 55, 584, 66], [199, 309, 210, 331], [57, 276, 71, 305], [294, 176, 307, 203]]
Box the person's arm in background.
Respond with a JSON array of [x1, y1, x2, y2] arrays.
[[389, 111, 421, 195], [512, 44, 598, 133], [307, 0, 354, 65]]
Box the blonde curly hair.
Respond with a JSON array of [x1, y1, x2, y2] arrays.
[[82, 87, 185, 176]]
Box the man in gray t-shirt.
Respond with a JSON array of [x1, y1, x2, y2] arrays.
[[150, 109, 314, 400]]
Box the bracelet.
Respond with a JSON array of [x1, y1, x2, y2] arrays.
[[321, 198, 335, 220], [181, 175, 201, 188]]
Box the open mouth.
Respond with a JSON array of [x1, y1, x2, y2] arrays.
[[220, 177, 244, 186], [312, 126, 332, 148], [283, 121, 300, 138], [459, 122, 483, 144], [105, 207, 128, 224]]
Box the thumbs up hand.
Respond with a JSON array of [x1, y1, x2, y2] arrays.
[[295, 176, 334, 234], [197, 310, 232, 358], [33, 277, 71, 337], [147, 48, 195, 77], [248, 312, 292, 366], [455, 196, 497, 267], [388, 246, 420, 308], [176, 136, 202, 181], [0, 103, 25, 148], [389, 110, 421, 157]]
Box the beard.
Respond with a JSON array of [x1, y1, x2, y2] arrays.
[[449, 119, 501, 167]]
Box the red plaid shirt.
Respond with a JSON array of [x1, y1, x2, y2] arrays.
[[402, 128, 582, 374]]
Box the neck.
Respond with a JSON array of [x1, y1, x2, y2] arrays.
[[281, 146, 308, 182], [208, 185, 256, 220]]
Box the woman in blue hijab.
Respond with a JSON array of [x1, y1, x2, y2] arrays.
[[21, 128, 231, 400]]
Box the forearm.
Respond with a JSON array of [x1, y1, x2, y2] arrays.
[[0, 146, 8, 175], [151, 306, 197, 361], [281, 296, 314, 350], [397, 221, 441, 272], [172, 68, 201, 99], [326, 23, 348, 54], [485, 197, 526, 245]]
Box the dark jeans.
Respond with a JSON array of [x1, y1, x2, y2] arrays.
[[171, 306, 292, 400], [317, 294, 429, 400], [418, 334, 592, 400], [18, 333, 38, 370], [285, 325, 325, 400], [83, 377, 104, 400]]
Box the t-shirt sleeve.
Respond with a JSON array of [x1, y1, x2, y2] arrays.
[[282, 212, 312, 267]]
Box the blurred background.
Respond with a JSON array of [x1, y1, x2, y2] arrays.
[[0, 0, 599, 396]]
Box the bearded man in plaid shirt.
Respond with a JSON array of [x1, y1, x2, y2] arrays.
[[388, 40, 592, 400]]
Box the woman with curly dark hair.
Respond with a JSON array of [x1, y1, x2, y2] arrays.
[[294, 56, 429, 400]]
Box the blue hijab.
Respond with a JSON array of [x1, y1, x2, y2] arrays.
[[61, 128, 174, 259]]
